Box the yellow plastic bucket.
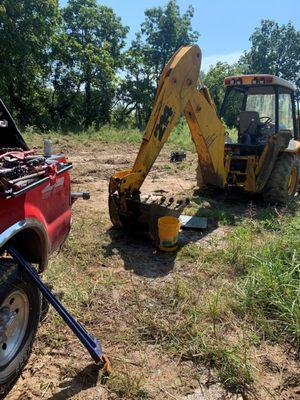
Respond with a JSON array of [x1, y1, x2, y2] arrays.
[[158, 216, 180, 251]]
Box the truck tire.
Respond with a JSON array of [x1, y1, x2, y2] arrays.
[[262, 152, 300, 204], [0, 259, 41, 399]]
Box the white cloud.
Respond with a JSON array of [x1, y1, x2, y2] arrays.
[[201, 51, 244, 72]]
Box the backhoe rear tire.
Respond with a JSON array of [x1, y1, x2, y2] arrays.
[[262, 152, 300, 204]]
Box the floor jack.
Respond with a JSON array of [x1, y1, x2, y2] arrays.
[[7, 246, 111, 372]]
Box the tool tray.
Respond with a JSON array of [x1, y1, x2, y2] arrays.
[[0, 148, 72, 199]]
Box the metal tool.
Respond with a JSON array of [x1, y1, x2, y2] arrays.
[[7, 246, 110, 370], [170, 150, 187, 163]]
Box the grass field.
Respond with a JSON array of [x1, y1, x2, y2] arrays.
[[23, 117, 214, 153], [10, 128, 300, 400]]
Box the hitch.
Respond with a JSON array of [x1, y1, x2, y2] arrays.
[[71, 191, 90, 205], [6, 246, 111, 372], [71, 191, 90, 200]]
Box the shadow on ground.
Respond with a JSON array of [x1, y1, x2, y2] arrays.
[[46, 364, 103, 400]]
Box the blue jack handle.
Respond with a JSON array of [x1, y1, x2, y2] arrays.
[[7, 246, 110, 370]]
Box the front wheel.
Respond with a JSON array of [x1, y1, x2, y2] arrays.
[[0, 259, 41, 399]]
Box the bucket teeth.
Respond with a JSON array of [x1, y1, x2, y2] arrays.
[[140, 193, 189, 210], [166, 197, 174, 206], [159, 196, 166, 205]]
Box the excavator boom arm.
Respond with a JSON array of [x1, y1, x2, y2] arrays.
[[184, 87, 226, 187], [109, 45, 226, 203]]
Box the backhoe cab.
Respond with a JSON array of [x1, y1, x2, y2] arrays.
[[109, 45, 300, 238], [221, 74, 300, 201]]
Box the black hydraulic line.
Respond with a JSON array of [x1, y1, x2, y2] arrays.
[[7, 246, 109, 368]]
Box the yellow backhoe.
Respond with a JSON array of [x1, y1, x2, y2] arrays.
[[109, 45, 300, 236]]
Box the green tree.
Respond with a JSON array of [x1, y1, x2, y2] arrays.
[[0, 0, 59, 126], [118, 0, 199, 127], [51, 0, 128, 128], [141, 0, 199, 80], [203, 62, 241, 112], [115, 34, 155, 128], [241, 20, 300, 97]]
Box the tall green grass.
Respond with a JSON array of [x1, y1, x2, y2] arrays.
[[23, 119, 196, 151], [230, 210, 300, 346]]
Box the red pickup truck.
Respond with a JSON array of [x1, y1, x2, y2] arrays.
[[0, 99, 73, 397]]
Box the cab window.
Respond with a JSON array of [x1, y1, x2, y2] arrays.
[[245, 86, 276, 123], [278, 91, 294, 133], [220, 88, 245, 128], [246, 93, 276, 122]]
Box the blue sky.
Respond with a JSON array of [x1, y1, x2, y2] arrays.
[[59, 0, 300, 71]]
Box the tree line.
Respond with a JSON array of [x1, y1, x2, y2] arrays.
[[0, 0, 299, 131]]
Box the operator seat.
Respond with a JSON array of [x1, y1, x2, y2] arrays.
[[226, 110, 266, 155], [237, 111, 260, 145]]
